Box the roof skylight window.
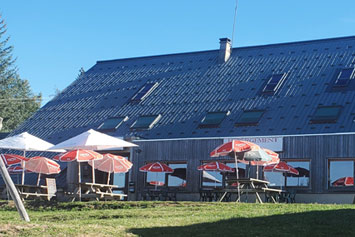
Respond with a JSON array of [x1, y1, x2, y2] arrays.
[[262, 73, 287, 93], [334, 68, 354, 87], [310, 106, 342, 124], [235, 110, 264, 126], [131, 82, 159, 102], [199, 111, 230, 128], [97, 116, 128, 131], [131, 114, 161, 130]]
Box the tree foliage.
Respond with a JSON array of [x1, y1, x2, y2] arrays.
[[0, 15, 41, 132]]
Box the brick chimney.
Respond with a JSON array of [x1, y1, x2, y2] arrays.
[[218, 38, 231, 63]]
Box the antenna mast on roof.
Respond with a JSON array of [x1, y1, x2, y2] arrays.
[[231, 0, 239, 52]]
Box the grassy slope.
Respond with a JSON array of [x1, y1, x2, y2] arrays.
[[0, 201, 354, 236]]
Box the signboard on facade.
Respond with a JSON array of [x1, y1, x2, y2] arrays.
[[223, 136, 283, 152]]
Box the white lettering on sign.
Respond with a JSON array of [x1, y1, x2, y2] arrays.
[[224, 137, 283, 152]]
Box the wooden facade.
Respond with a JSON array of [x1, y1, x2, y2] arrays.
[[127, 133, 355, 201]]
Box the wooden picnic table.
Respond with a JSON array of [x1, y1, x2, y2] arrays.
[[219, 178, 283, 203], [15, 178, 56, 201], [71, 182, 127, 201]]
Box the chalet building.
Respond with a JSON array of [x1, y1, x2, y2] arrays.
[[2, 36, 355, 203]]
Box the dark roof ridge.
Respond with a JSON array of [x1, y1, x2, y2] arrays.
[[96, 35, 355, 65]]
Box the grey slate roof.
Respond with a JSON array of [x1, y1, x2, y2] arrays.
[[12, 36, 355, 144]]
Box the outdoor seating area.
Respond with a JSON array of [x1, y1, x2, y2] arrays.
[[0, 130, 136, 203], [199, 178, 285, 203], [0, 131, 304, 204]]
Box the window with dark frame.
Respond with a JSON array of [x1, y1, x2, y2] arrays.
[[131, 82, 159, 102], [328, 160, 355, 188], [334, 68, 355, 87], [200, 161, 246, 188], [97, 116, 128, 131], [167, 163, 187, 188], [144, 162, 187, 188], [131, 114, 161, 130], [285, 161, 310, 187], [263, 160, 310, 188], [310, 106, 342, 124], [262, 73, 288, 93], [235, 110, 264, 126], [199, 111, 230, 128]]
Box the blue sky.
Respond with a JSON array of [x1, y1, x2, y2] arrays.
[[2, 0, 355, 105]]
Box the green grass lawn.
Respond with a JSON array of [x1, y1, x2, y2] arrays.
[[0, 201, 355, 236]]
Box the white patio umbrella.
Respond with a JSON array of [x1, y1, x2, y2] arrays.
[[49, 129, 138, 150], [48, 129, 138, 200], [0, 132, 64, 184]]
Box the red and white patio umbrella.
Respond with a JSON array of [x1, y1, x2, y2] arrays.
[[139, 162, 173, 173], [210, 140, 272, 199], [24, 156, 61, 185], [54, 149, 103, 184], [264, 161, 299, 189], [210, 140, 252, 157], [139, 162, 173, 190], [88, 153, 132, 184], [264, 161, 299, 175], [244, 148, 280, 166], [1, 154, 29, 166], [1, 154, 30, 185], [332, 177, 354, 186], [197, 161, 234, 172], [210, 140, 253, 182]]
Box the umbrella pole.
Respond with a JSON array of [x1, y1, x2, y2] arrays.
[[256, 165, 259, 179], [22, 150, 26, 185], [92, 160, 95, 184], [21, 161, 25, 185], [78, 162, 81, 201], [234, 152, 240, 202], [37, 173, 41, 186], [107, 171, 111, 185]]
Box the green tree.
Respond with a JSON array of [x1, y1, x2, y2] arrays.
[[0, 15, 41, 132]]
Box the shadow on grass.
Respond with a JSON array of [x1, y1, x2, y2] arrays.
[[129, 209, 355, 237]]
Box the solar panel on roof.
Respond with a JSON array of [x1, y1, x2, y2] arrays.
[[131, 115, 161, 130], [235, 110, 265, 126], [131, 82, 159, 102], [97, 116, 128, 131], [262, 73, 287, 93], [310, 106, 342, 123], [199, 111, 230, 128], [334, 68, 354, 87]]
